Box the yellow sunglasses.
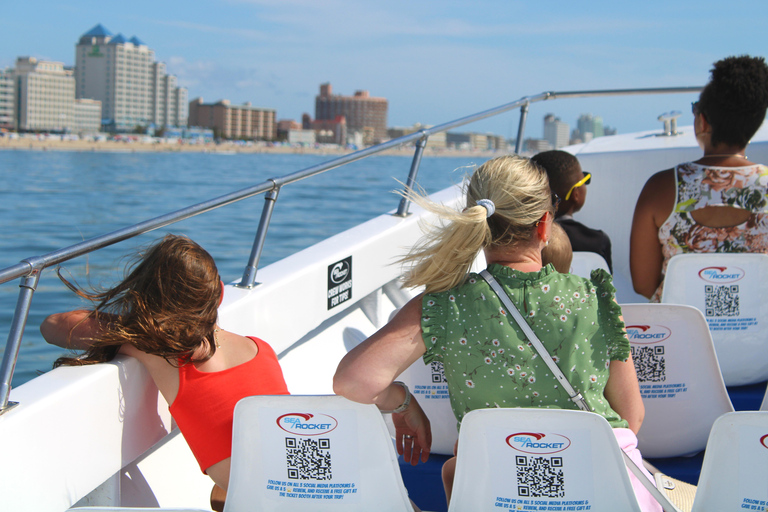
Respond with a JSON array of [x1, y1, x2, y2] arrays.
[[564, 173, 592, 201]]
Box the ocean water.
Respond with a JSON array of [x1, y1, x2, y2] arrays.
[[0, 149, 482, 387]]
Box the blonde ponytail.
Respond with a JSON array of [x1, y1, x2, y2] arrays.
[[400, 155, 552, 293]]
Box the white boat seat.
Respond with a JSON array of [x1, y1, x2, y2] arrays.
[[661, 253, 768, 386], [621, 303, 734, 458], [223, 395, 412, 511], [448, 408, 644, 511], [691, 411, 768, 511], [569, 251, 611, 278]]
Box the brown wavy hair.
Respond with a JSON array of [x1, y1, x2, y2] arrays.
[[54, 234, 223, 368]]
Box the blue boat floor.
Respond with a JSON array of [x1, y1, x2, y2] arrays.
[[399, 381, 765, 507], [399, 453, 449, 512]]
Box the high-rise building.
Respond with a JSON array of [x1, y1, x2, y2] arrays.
[[577, 114, 604, 140], [544, 114, 569, 149], [14, 57, 75, 132], [315, 83, 387, 145], [188, 98, 276, 140], [75, 24, 187, 132], [0, 67, 15, 130]]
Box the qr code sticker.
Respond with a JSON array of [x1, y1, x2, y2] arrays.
[[285, 437, 332, 480], [704, 284, 739, 317], [631, 345, 666, 382], [516, 455, 565, 498], [430, 361, 447, 383]]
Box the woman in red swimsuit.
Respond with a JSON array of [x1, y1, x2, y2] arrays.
[[40, 234, 289, 492]]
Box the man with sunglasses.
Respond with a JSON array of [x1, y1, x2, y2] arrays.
[[531, 150, 613, 273]]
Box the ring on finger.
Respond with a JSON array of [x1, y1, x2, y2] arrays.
[[403, 434, 414, 440]]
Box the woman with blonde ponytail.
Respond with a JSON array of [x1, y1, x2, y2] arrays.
[[400, 155, 553, 293], [334, 155, 655, 511]]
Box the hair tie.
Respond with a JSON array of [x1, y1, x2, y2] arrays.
[[476, 199, 495, 218]]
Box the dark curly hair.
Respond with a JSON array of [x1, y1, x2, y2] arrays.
[[698, 55, 768, 147]]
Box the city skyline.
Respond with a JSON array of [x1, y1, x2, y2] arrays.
[[2, 0, 766, 139]]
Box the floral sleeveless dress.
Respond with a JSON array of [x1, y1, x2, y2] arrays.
[[652, 162, 768, 302]]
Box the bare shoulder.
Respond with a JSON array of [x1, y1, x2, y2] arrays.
[[636, 168, 676, 225], [640, 168, 675, 196]]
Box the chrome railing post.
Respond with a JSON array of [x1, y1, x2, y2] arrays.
[[237, 183, 281, 289], [395, 134, 429, 217], [515, 102, 530, 154], [0, 267, 42, 415]]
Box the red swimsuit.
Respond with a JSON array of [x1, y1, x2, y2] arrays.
[[169, 336, 289, 473]]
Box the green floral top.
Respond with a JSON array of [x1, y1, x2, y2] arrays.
[[653, 163, 768, 302], [422, 263, 630, 429]]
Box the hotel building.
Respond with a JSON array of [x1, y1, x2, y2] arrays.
[[0, 68, 15, 130], [188, 98, 276, 140], [73, 98, 103, 134], [314, 83, 387, 145], [14, 57, 76, 132], [75, 24, 187, 132]]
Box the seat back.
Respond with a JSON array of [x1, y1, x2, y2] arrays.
[[223, 395, 411, 512], [661, 253, 768, 386], [569, 251, 610, 278], [448, 409, 642, 512], [691, 411, 768, 511], [621, 303, 734, 458]]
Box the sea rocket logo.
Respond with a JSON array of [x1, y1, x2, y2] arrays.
[[760, 434, 768, 450], [506, 432, 571, 454], [626, 325, 672, 344], [698, 266, 745, 283], [277, 413, 338, 436], [330, 260, 350, 284]]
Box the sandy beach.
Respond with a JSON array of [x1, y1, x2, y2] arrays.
[[0, 136, 502, 158]]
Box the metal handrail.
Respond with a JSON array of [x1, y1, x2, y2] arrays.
[[0, 85, 702, 413]]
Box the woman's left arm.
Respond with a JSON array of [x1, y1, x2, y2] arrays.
[[604, 353, 644, 435]]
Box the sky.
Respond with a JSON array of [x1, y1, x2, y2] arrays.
[[2, 0, 767, 139]]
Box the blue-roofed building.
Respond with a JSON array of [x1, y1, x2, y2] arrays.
[[107, 34, 127, 45], [79, 24, 113, 42], [75, 24, 188, 132]]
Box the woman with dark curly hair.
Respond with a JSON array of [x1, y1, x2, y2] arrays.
[[40, 234, 289, 492], [630, 55, 768, 301]]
